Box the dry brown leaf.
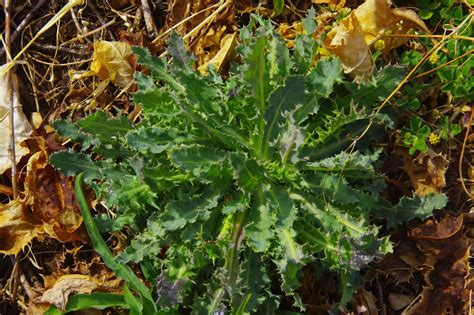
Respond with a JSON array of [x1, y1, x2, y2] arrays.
[[323, 0, 428, 78], [323, 14, 373, 79], [404, 214, 469, 315], [25, 150, 86, 242], [353, 0, 429, 52], [71, 41, 134, 88], [389, 293, 414, 311], [0, 199, 43, 255], [198, 32, 237, 75], [401, 149, 448, 196], [36, 274, 100, 311], [0, 65, 33, 175], [353, 288, 378, 314]]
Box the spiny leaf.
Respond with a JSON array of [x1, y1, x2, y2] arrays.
[[373, 194, 448, 228], [263, 75, 305, 158], [49, 151, 103, 182], [161, 188, 224, 231]]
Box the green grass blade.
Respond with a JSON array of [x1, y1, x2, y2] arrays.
[[45, 292, 129, 314], [74, 173, 157, 313]]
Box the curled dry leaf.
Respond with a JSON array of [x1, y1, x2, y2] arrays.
[[36, 274, 100, 311], [388, 293, 414, 311], [353, 0, 429, 53], [323, 0, 428, 78], [70, 41, 134, 88], [25, 150, 86, 242], [323, 14, 372, 79], [0, 64, 33, 175], [400, 149, 448, 197], [0, 199, 43, 255], [404, 214, 469, 315], [198, 32, 238, 75]]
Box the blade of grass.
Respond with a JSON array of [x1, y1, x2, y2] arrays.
[[44, 292, 129, 314], [74, 173, 157, 313]]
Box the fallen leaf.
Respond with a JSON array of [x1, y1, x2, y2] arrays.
[[404, 214, 470, 315], [36, 274, 100, 311], [410, 214, 463, 240], [323, 0, 428, 78], [0, 199, 42, 255], [25, 150, 86, 242], [388, 293, 413, 311], [353, 0, 429, 52], [353, 288, 378, 314], [71, 41, 134, 88], [323, 14, 372, 79], [0, 65, 33, 174], [400, 149, 448, 196], [198, 32, 238, 75]]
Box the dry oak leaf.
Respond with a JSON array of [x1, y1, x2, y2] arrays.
[[36, 274, 100, 311], [324, 14, 372, 79], [71, 41, 134, 88], [0, 199, 43, 255], [0, 64, 33, 175]]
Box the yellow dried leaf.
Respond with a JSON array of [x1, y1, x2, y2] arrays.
[[0, 64, 33, 175], [0, 200, 42, 255], [323, 0, 428, 78], [75, 41, 134, 88], [199, 32, 238, 75], [323, 15, 373, 79], [353, 0, 428, 52]]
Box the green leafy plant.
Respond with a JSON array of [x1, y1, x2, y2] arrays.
[[438, 116, 462, 140], [402, 116, 431, 154], [50, 15, 447, 313]]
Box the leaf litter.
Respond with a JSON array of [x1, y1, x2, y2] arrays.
[[0, 0, 472, 313]]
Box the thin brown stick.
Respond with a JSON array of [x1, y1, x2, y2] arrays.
[[141, 0, 159, 37], [413, 49, 474, 79], [4, 1, 20, 309], [87, 0, 116, 40], [388, 33, 474, 42], [0, 0, 48, 59], [459, 107, 473, 199], [4, 0, 17, 201]]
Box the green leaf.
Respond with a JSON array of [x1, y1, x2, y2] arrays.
[[373, 194, 448, 228], [124, 284, 143, 315], [161, 188, 224, 231], [133, 46, 185, 92], [53, 119, 98, 149], [273, 0, 284, 16], [303, 7, 317, 34], [78, 111, 132, 141], [168, 31, 195, 71], [50, 151, 103, 182], [74, 174, 157, 313], [263, 75, 305, 158], [45, 293, 128, 314], [127, 126, 171, 154], [170, 145, 228, 177], [236, 250, 269, 312], [245, 188, 274, 252]]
